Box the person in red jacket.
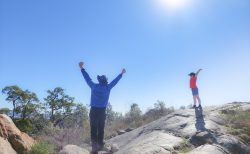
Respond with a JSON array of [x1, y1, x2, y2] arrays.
[[189, 69, 202, 108]]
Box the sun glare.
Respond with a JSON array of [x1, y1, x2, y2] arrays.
[[155, 0, 192, 12]]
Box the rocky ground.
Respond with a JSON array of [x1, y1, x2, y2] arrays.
[[1, 102, 249, 154], [60, 102, 250, 154]]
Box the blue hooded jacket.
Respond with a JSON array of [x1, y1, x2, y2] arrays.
[[81, 69, 123, 108]]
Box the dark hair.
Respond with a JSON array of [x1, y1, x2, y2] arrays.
[[189, 72, 196, 76], [97, 75, 108, 85]]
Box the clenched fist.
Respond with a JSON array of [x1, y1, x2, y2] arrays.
[[122, 68, 126, 75], [79, 62, 84, 69]]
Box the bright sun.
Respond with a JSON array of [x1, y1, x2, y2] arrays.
[[155, 0, 191, 12]]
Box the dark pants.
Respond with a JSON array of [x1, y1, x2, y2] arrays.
[[89, 107, 106, 146]]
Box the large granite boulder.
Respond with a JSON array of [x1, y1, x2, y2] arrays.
[[0, 137, 17, 154], [105, 102, 250, 154], [56, 103, 250, 154], [0, 114, 35, 154]]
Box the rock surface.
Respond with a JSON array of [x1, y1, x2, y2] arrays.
[[59, 145, 89, 154], [0, 137, 17, 154], [59, 102, 250, 154], [0, 114, 35, 154], [187, 144, 229, 154], [105, 102, 250, 154]]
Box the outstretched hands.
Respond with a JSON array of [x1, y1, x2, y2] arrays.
[[196, 68, 203, 76], [79, 62, 84, 69], [79, 61, 126, 75], [122, 68, 126, 75]]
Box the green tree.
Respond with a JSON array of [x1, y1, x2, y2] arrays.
[[106, 102, 115, 124], [154, 100, 167, 116], [145, 101, 174, 120], [15, 90, 40, 119], [129, 103, 142, 118], [73, 104, 89, 127], [106, 102, 122, 124], [44, 87, 75, 125], [2, 85, 23, 118], [153, 100, 174, 117], [0, 108, 11, 114], [62, 103, 89, 128], [125, 103, 142, 125]]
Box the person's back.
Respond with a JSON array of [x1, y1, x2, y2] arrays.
[[80, 67, 123, 108], [79, 62, 126, 154], [91, 84, 110, 107]]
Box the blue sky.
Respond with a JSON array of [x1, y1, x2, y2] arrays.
[[0, 0, 250, 113]]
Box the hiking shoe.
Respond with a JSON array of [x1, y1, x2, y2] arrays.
[[198, 104, 202, 108], [192, 105, 196, 108], [97, 143, 104, 151], [91, 142, 99, 153], [90, 151, 98, 154]]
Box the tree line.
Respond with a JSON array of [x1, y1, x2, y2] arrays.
[[1, 85, 175, 135], [1, 86, 88, 133]]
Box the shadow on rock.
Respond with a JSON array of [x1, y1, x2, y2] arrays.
[[195, 107, 206, 132], [190, 107, 218, 147]]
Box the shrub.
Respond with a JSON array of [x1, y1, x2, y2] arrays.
[[39, 124, 89, 151], [175, 141, 192, 154], [222, 108, 250, 144], [13, 119, 33, 133], [0, 108, 11, 114], [27, 141, 55, 154]]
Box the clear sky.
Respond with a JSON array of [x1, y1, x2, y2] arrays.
[[1, 0, 250, 114]]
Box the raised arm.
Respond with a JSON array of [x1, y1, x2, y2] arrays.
[[79, 62, 95, 88], [195, 69, 202, 77], [108, 69, 126, 89]]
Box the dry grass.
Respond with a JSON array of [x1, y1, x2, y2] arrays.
[[222, 107, 250, 144], [37, 123, 90, 152], [174, 141, 193, 154]]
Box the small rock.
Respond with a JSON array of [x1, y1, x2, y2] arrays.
[[111, 144, 119, 153], [103, 144, 112, 152], [117, 130, 126, 135], [125, 128, 134, 132], [59, 145, 89, 154]]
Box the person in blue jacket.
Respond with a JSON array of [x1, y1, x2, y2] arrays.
[[79, 62, 126, 153]]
